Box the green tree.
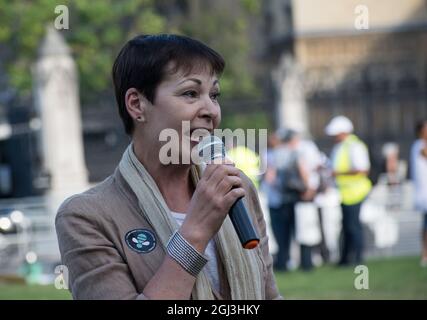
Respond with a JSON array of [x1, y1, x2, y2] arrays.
[[0, 0, 262, 108], [177, 0, 262, 99], [0, 0, 167, 104]]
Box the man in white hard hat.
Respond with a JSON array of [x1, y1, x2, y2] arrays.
[[325, 116, 372, 266]]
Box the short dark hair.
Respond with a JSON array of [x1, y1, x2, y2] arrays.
[[112, 34, 225, 135], [415, 120, 427, 137], [276, 128, 298, 143]]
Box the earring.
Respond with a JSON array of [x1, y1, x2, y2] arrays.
[[136, 116, 145, 122]]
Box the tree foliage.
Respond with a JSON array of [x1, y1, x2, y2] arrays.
[[0, 0, 261, 106]]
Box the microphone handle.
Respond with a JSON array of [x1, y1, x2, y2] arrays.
[[229, 197, 260, 249]]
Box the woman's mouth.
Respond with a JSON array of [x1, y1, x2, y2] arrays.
[[189, 128, 212, 144]]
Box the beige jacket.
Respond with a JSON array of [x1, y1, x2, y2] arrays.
[[55, 167, 282, 300]]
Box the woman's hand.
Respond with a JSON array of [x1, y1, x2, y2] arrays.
[[179, 162, 245, 252]]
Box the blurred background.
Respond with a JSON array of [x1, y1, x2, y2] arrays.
[[0, 0, 426, 299]]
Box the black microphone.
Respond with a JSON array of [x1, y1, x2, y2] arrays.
[[197, 135, 260, 249]]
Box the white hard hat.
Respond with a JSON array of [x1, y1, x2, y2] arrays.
[[325, 116, 354, 136]]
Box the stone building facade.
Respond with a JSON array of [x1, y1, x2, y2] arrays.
[[265, 0, 427, 179]]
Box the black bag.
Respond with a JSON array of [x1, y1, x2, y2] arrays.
[[276, 165, 306, 204], [277, 167, 307, 193]]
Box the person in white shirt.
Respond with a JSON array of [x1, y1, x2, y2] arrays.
[[268, 129, 316, 271], [410, 120, 427, 267]]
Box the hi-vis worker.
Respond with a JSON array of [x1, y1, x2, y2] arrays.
[[325, 116, 372, 266], [228, 145, 261, 190]]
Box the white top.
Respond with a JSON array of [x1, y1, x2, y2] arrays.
[[170, 211, 221, 293], [298, 140, 322, 189], [410, 139, 424, 180], [412, 141, 427, 212], [331, 139, 370, 171]]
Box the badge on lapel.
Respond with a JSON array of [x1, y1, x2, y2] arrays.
[[125, 229, 157, 253]]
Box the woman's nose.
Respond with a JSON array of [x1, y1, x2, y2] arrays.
[[199, 95, 220, 120]]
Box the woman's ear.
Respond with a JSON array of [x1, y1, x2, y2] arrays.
[[125, 88, 148, 123]]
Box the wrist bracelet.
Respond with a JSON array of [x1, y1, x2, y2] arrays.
[[166, 230, 208, 277]]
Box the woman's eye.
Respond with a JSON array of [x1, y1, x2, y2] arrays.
[[182, 90, 198, 98], [210, 92, 221, 101]]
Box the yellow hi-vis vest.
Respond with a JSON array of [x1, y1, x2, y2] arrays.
[[228, 146, 260, 189], [334, 135, 372, 205]]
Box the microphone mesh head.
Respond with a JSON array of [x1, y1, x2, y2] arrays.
[[197, 135, 225, 163]]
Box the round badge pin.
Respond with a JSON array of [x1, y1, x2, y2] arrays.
[[125, 229, 157, 254]]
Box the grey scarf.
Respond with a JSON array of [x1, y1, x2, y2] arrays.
[[119, 143, 263, 299]]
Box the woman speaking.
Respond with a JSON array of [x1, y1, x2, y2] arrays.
[[55, 34, 282, 300]]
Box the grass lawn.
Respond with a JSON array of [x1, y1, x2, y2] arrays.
[[275, 256, 427, 299], [0, 283, 72, 300], [0, 256, 425, 300]]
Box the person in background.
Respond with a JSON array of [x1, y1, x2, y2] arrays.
[[270, 128, 314, 271], [298, 135, 329, 264], [260, 133, 283, 268], [298, 137, 322, 201], [228, 142, 261, 190], [261, 133, 282, 218], [325, 116, 372, 266], [410, 120, 427, 181], [381, 142, 400, 185], [381, 142, 406, 211], [410, 120, 427, 267]]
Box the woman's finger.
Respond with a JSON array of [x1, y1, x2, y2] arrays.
[[216, 175, 242, 195]]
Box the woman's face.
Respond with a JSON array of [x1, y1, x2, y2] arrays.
[[139, 64, 222, 165]]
